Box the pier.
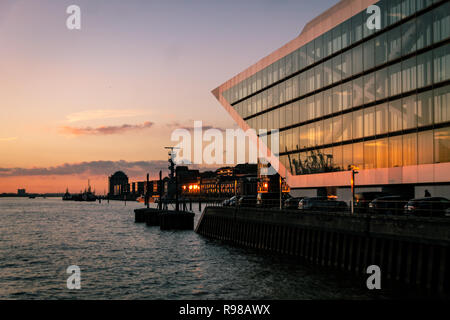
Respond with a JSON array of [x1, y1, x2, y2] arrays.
[[134, 208, 194, 230], [195, 206, 450, 295]]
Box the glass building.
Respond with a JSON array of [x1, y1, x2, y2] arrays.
[[213, 0, 450, 200]]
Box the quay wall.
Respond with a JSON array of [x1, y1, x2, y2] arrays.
[[195, 207, 450, 295]]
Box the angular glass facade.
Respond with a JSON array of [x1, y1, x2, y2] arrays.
[[220, 0, 450, 177]]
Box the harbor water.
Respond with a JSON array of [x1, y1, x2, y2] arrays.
[[0, 197, 395, 299]]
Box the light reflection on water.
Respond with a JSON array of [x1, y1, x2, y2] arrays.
[[0, 198, 389, 299]]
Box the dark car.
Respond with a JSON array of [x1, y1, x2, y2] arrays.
[[298, 197, 348, 212], [222, 196, 238, 207], [256, 193, 289, 208], [354, 192, 391, 213], [238, 195, 257, 207], [284, 197, 304, 209], [404, 197, 450, 217], [368, 195, 409, 215]]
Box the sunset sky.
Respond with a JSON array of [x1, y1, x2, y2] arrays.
[[0, 0, 338, 193]]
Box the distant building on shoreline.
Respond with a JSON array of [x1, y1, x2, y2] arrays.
[[17, 189, 26, 196], [108, 171, 129, 197]]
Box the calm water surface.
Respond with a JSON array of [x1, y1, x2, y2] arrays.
[[0, 197, 393, 299]]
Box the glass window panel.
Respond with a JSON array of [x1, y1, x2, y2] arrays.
[[343, 144, 353, 170], [353, 109, 364, 139], [342, 50, 352, 80], [286, 54, 293, 76], [364, 38, 375, 71], [285, 104, 293, 127], [307, 68, 315, 93], [267, 64, 273, 85], [273, 60, 279, 83], [292, 50, 299, 74], [306, 41, 315, 66], [273, 108, 279, 129], [332, 145, 343, 170], [286, 129, 293, 152], [417, 51, 433, 88], [375, 68, 388, 101], [307, 96, 315, 121], [388, 25, 402, 61], [279, 57, 286, 80], [434, 127, 450, 163], [374, 103, 388, 136], [315, 121, 323, 146], [343, 113, 352, 141], [315, 36, 323, 62], [401, 0, 416, 18], [342, 20, 351, 49], [315, 92, 323, 118], [433, 2, 450, 43], [292, 127, 300, 151], [403, 132, 418, 166], [364, 140, 377, 169], [402, 19, 417, 55], [315, 64, 323, 90], [323, 118, 333, 145], [342, 81, 352, 110], [332, 85, 342, 114], [280, 106, 286, 129], [375, 33, 388, 67], [389, 99, 403, 132], [353, 142, 364, 168], [352, 44, 364, 75], [299, 46, 307, 70], [307, 123, 316, 147], [434, 85, 450, 124], [293, 101, 300, 124], [353, 77, 363, 107], [418, 130, 434, 164], [332, 55, 342, 83], [389, 135, 403, 167], [323, 60, 333, 87], [388, 0, 403, 25], [402, 56, 417, 93], [332, 24, 342, 54], [323, 88, 333, 115], [292, 75, 299, 99], [299, 99, 307, 122], [364, 72, 375, 104], [417, 91, 433, 127], [279, 131, 285, 153], [323, 30, 333, 58], [389, 62, 402, 97], [351, 12, 364, 44], [333, 115, 343, 143], [376, 138, 389, 168], [299, 126, 308, 149], [416, 9, 433, 50], [402, 95, 418, 130], [364, 106, 376, 137], [299, 72, 307, 96], [433, 44, 450, 84]]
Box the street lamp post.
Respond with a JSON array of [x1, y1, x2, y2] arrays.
[[350, 165, 359, 214]]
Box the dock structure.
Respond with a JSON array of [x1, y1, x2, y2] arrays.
[[134, 208, 194, 230], [195, 207, 450, 295]]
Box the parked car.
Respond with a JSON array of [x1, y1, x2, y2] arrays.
[[368, 195, 410, 215], [298, 197, 347, 212], [284, 197, 304, 209], [354, 192, 391, 213], [238, 195, 257, 207], [404, 197, 450, 217], [222, 196, 238, 207], [256, 193, 290, 208]]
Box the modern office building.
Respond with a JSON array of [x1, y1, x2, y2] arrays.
[[213, 0, 450, 200]]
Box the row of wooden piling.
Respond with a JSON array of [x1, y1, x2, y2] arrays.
[[196, 207, 449, 295]]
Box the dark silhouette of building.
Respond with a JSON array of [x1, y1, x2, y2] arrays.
[[108, 171, 129, 196]]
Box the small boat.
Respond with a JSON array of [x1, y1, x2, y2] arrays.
[[28, 195, 36, 199]]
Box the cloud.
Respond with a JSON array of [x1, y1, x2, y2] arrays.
[[0, 137, 18, 142], [0, 160, 217, 178], [60, 121, 154, 136], [165, 121, 229, 132], [66, 109, 149, 123]]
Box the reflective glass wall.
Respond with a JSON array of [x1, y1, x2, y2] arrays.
[[222, 0, 450, 175]]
